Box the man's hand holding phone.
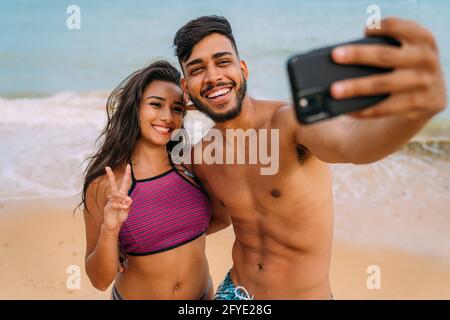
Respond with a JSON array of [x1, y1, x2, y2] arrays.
[[331, 17, 446, 119]]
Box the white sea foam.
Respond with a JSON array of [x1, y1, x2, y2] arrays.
[[0, 92, 107, 128], [1, 91, 448, 202], [0, 92, 109, 201]]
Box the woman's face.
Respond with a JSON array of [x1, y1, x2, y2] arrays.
[[138, 80, 185, 146]]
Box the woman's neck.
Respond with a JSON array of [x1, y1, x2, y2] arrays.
[[131, 139, 172, 175]]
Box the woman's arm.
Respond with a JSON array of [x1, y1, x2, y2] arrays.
[[83, 166, 132, 291]]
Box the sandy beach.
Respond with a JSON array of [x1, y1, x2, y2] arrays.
[[1, 196, 449, 300]]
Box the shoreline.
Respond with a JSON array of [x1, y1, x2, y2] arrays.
[[1, 197, 449, 299]]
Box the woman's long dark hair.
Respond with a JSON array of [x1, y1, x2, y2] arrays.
[[77, 60, 182, 214]]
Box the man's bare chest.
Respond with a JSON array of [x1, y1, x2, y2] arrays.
[[197, 163, 287, 212]]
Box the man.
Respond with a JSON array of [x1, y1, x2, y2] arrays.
[[173, 16, 446, 299]]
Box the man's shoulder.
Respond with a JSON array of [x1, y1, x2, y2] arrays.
[[251, 98, 294, 126], [253, 98, 289, 111], [267, 103, 297, 129]]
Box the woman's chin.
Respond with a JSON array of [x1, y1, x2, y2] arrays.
[[141, 133, 172, 147]]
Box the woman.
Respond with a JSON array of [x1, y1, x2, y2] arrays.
[[81, 60, 225, 299]]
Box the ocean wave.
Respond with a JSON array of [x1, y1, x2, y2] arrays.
[[404, 138, 450, 160], [0, 91, 109, 128], [0, 90, 449, 202], [404, 118, 450, 159]]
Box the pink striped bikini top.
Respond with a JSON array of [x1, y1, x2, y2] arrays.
[[119, 165, 211, 256]]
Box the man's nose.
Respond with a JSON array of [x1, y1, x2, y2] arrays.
[[204, 65, 222, 85]]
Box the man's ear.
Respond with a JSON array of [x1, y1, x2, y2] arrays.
[[181, 78, 189, 104], [181, 77, 188, 95], [240, 60, 249, 81]]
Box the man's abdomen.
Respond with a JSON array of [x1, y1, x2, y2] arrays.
[[230, 239, 332, 299]]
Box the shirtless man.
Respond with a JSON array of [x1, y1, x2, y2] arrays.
[[173, 16, 446, 299]]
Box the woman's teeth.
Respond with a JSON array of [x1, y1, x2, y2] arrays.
[[152, 125, 171, 134], [207, 88, 231, 99]]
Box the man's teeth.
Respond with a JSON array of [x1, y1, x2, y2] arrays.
[[152, 125, 171, 133], [207, 88, 231, 99]]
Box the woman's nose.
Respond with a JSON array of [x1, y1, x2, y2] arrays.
[[159, 106, 172, 122]]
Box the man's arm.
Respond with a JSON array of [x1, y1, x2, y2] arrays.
[[206, 208, 232, 235], [298, 111, 435, 164], [274, 18, 446, 164]]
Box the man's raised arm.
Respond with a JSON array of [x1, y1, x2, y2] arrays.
[[275, 18, 446, 165]]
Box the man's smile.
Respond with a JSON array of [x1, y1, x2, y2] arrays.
[[203, 85, 233, 105]]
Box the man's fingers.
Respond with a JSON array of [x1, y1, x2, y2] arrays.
[[105, 167, 119, 192], [347, 90, 427, 118], [119, 164, 132, 194], [332, 43, 439, 71], [366, 18, 437, 49], [331, 69, 432, 99], [332, 43, 425, 68], [364, 17, 413, 43]]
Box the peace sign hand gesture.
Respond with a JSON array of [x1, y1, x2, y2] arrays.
[[103, 164, 133, 236]]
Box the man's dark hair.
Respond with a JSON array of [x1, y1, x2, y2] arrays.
[[173, 15, 239, 63]]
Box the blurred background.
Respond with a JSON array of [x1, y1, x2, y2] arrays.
[[0, 0, 449, 299]]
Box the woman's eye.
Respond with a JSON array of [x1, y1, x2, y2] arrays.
[[149, 103, 161, 108], [173, 107, 184, 113]]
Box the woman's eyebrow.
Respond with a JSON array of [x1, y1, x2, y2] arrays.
[[145, 96, 165, 101], [145, 96, 183, 105]]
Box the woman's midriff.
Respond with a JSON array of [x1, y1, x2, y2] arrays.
[[114, 235, 210, 299]]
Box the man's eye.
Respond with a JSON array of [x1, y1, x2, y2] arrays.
[[190, 67, 203, 75], [218, 60, 231, 65]]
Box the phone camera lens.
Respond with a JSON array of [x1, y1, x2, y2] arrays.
[[299, 98, 308, 108]]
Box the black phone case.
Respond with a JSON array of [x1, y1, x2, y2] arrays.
[[287, 37, 401, 124]]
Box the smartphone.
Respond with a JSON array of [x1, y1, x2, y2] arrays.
[[287, 37, 401, 124]]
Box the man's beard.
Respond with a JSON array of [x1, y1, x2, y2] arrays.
[[189, 76, 247, 123]]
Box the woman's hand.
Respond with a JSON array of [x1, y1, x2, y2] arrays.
[[102, 164, 133, 236]]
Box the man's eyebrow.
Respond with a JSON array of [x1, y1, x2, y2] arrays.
[[185, 51, 233, 69], [145, 96, 165, 101], [213, 51, 233, 59], [186, 58, 203, 69]]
